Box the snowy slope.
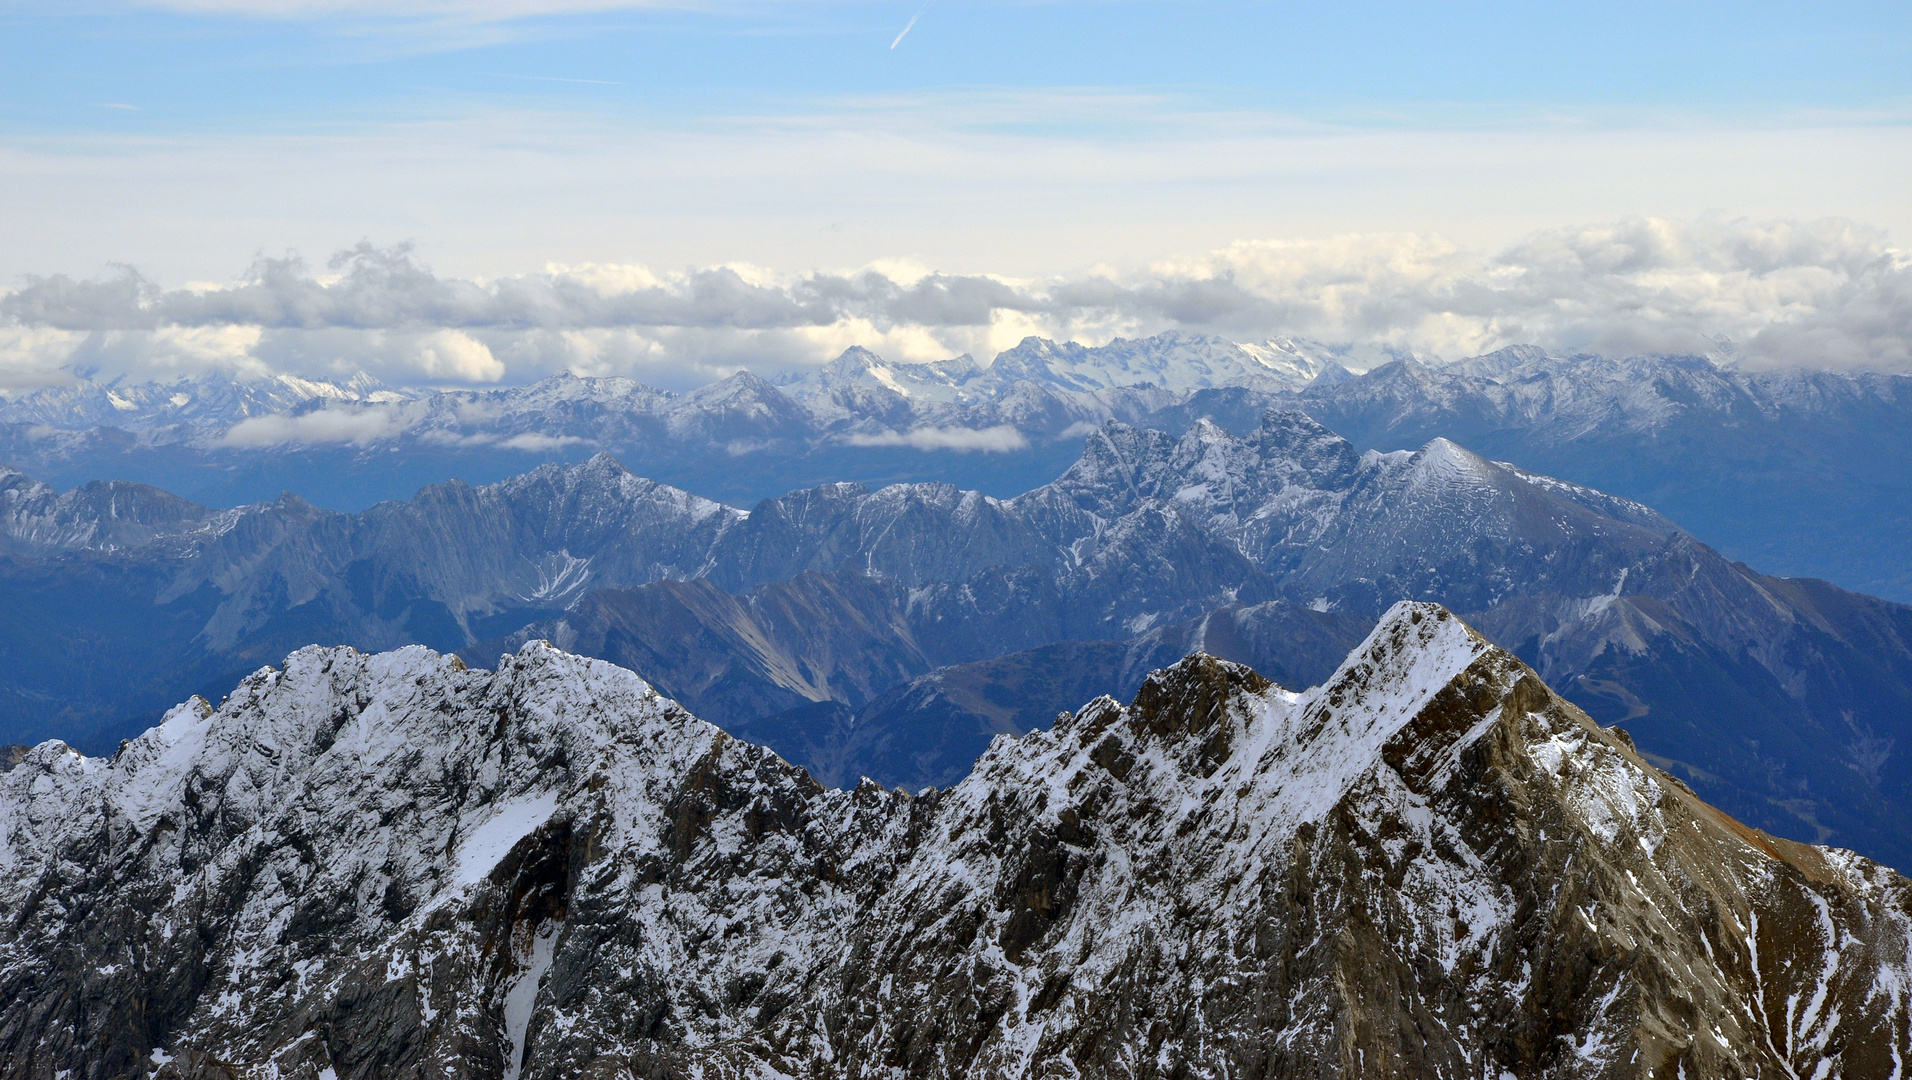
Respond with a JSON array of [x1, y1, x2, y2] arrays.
[[0, 332, 1391, 454], [1, 604, 1907, 1077], [0, 371, 405, 432]]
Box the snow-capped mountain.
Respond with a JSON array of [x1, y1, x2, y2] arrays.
[[988, 331, 1317, 393], [178, 454, 748, 653], [2, 604, 1905, 1077], [0, 466, 229, 555], [1, 336, 1214, 451], [8, 335, 1910, 609], [0, 332, 1395, 508], [7, 405, 1912, 867], [1301, 347, 1912, 600], [770, 332, 1396, 419], [770, 346, 994, 413], [503, 417, 1912, 866], [0, 332, 1390, 445], [0, 370, 407, 432]]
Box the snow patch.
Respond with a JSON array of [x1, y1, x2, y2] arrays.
[[453, 791, 563, 888], [502, 922, 559, 1080]]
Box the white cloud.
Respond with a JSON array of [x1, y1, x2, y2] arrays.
[[498, 432, 589, 450], [413, 329, 504, 382], [843, 424, 1029, 453], [219, 405, 410, 446], [4, 217, 1912, 391], [416, 429, 495, 447], [415, 428, 591, 449], [0, 328, 91, 394]]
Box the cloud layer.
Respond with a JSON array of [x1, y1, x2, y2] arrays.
[[219, 405, 409, 446], [3, 217, 1908, 392], [843, 424, 1030, 453]]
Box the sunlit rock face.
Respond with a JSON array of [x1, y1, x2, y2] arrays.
[[3, 602, 1907, 1078]]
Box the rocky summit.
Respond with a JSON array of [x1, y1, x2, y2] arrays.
[[2, 603, 1908, 1078]]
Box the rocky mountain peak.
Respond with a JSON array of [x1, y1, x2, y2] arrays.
[[985, 334, 1069, 382], [1407, 434, 1500, 486], [0, 467, 219, 554], [1045, 420, 1178, 506], [0, 464, 48, 499], [683, 368, 780, 400], [2, 603, 1910, 1077], [773, 349, 991, 415], [553, 449, 636, 488], [1305, 360, 1356, 387], [1340, 354, 1445, 393], [1439, 342, 1556, 379], [1042, 410, 1364, 528], [930, 352, 982, 377], [481, 453, 740, 530], [1246, 407, 1362, 482], [1122, 652, 1272, 776], [828, 344, 885, 371], [986, 331, 1324, 396]]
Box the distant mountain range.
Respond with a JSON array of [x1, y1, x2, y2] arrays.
[[4, 331, 1908, 603], [5, 604, 1905, 1077], [0, 332, 1376, 441], [6, 408, 1912, 869], [0, 332, 1360, 513], [1296, 348, 1912, 603]]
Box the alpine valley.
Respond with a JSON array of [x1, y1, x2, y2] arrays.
[[3, 605, 1909, 1078]]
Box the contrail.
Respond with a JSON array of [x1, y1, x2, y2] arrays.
[[890, 9, 922, 49], [494, 74, 624, 86]]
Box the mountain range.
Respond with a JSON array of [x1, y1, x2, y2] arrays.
[[1294, 347, 1912, 603], [5, 331, 1908, 606], [5, 407, 1912, 869], [0, 332, 1335, 515], [3, 604, 1905, 1077]]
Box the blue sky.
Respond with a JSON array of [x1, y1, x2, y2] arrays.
[[0, 2, 1908, 387], [3, 1, 1908, 280], [6, 1, 1910, 131]]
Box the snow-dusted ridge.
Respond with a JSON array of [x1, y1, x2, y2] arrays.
[[6, 401, 1912, 878], [5, 334, 1892, 459], [3, 602, 1909, 1078]]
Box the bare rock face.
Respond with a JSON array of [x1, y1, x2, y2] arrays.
[[2, 603, 1908, 1078]]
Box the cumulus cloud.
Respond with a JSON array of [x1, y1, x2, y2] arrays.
[[0, 327, 105, 392], [3, 218, 1910, 391], [413, 329, 504, 382], [0, 243, 1035, 336], [843, 425, 1030, 453]]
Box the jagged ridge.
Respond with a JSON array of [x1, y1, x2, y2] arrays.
[[1, 603, 1907, 1078]]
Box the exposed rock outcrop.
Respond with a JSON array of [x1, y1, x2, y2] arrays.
[[2, 602, 1906, 1077]]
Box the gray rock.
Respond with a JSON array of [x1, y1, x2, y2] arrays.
[[3, 604, 1908, 1077]]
